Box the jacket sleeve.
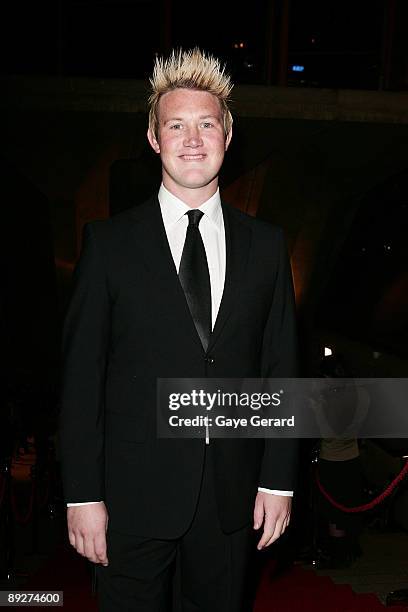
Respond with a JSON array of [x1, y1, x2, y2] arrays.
[[259, 227, 299, 491], [59, 222, 111, 503]]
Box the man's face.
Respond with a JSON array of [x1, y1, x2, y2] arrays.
[[147, 88, 232, 198]]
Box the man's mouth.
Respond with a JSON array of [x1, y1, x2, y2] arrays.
[[179, 154, 207, 161]]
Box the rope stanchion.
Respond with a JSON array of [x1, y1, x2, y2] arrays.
[[315, 459, 408, 513]]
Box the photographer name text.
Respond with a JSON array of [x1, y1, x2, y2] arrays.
[[168, 415, 295, 428]]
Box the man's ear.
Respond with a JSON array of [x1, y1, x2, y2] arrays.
[[147, 128, 161, 154], [225, 126, 233, 151]]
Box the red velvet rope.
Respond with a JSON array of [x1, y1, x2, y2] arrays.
[[315, 460, 408, 513]]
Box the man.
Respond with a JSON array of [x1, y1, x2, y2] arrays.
[[60, 48, 298, 611]]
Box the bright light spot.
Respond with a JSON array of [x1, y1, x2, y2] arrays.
[[324, 347, 333, 357], [292, 65, 305, 72]]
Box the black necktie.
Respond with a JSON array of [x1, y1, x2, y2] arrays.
[[179, 210, 212, 351]]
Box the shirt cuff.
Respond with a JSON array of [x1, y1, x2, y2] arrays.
[[258, 488, 293, 496], [67, 501, 103, 507]]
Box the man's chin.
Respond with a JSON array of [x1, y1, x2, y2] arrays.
[[162, 167, 220, 193], [178, 174, 217, 190]]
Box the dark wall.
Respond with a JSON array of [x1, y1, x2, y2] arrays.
[[1, 157, 60, 390]]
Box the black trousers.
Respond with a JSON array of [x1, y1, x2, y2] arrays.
[[96, 445, 255, 612]]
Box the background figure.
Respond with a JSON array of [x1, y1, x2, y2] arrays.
[[316, 354, 365, 569]]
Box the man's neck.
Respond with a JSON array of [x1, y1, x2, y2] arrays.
[[162, 180, 219, 208]]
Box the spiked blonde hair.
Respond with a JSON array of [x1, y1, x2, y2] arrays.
[[148, 48, 233, 141]]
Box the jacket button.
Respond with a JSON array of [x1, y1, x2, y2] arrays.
[[205, 356, 215, 364]]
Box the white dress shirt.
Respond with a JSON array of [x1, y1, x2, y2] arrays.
[[67, 184, 292, 506], [159, 184, 225, 330]]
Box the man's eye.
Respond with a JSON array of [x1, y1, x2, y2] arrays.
[[170, 124, 182, 130], [201, 122, 213, 128]]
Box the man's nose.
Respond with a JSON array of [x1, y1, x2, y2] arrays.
[[184, 127, 203, 147]]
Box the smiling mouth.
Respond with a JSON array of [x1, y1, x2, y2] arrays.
[[179, 154, 207, 161]]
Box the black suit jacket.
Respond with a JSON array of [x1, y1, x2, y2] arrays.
[[59, 195, 298, 537]]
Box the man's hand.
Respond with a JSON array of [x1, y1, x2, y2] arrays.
[[67, 502, 109, 565], [253, 492, 291, 550]]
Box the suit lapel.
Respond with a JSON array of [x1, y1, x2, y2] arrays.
[[127, 197, 252, 354], [129, 196, 178, 287], [128, 196, 205, 353], [208, 203, 252, 351]]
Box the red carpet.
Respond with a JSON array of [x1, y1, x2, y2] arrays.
[[27, 544, 408, 611], [255, 563, 408, 612], [26, 546, 98, 611]]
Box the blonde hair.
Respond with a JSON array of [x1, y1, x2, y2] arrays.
[[148, 47, 233, 141]]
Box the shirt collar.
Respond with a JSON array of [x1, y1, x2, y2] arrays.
[[158, 183, 222, 231]]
